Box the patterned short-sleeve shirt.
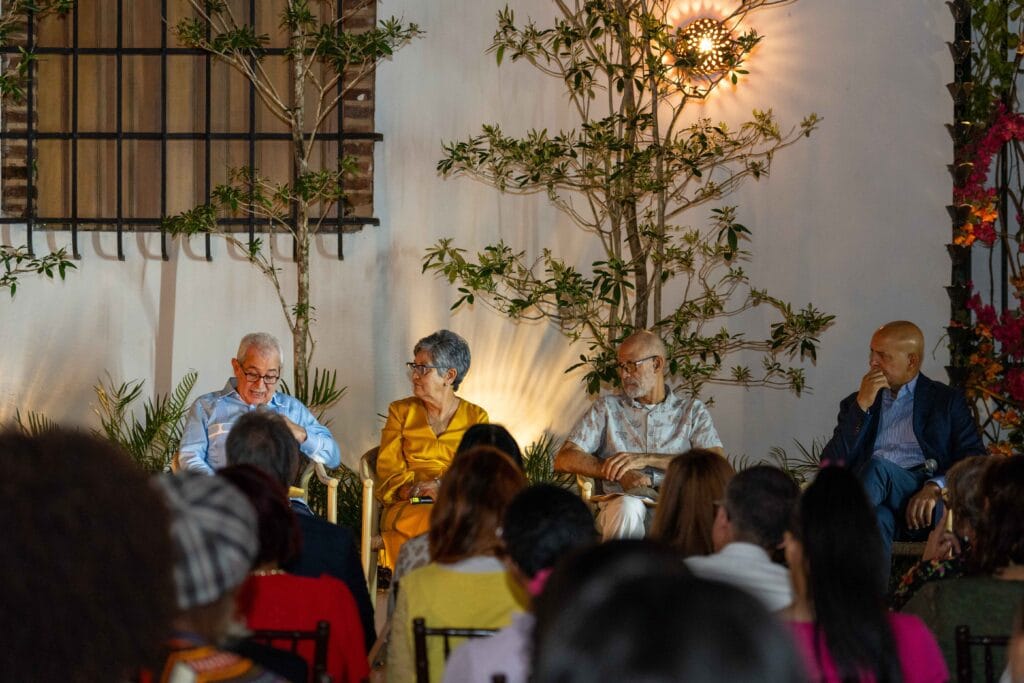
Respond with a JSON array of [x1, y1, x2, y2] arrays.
[[566, 385, 722, 493]]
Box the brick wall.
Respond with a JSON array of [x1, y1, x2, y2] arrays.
[[0, 3, 377, 230], [1, 28, 31, 217]]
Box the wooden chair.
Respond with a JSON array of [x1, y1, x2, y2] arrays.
[[412, 617, 498, 683], [359, 446, 383, 595], [955, 624, 1009, 683], [576, 474, 594, 502], [295, 458, 340, 525], [249, 619, 332, 683]]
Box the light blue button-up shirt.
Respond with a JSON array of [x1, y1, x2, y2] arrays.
[[873, 374, 926, 469], [178, 379, 341, 474]]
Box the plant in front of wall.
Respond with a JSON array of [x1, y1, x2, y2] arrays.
[[424, 0, 831, 398], [165, 0, 422, 402], [945, 0, 1024, 454], [0, 1, 77, 299], [93, 371, 199, 473]]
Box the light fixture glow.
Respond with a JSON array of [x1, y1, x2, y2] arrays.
[[676, 17, 735, 74]]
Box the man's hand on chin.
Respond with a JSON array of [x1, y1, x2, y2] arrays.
[[906, 482, 942, 530]]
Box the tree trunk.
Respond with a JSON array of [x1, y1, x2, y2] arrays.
[[613, 0, 648, 330], [291, 5, 311, 400]]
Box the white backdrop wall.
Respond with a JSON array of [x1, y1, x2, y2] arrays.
[[0, 0, 953, 468]]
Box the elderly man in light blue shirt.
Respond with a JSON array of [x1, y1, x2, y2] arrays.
[[177, 332, 340, 474]]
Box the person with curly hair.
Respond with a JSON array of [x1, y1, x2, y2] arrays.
[[0, 428, 177, 683]]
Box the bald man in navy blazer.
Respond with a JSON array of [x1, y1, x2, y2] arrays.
[[821, 321, 985, 556]]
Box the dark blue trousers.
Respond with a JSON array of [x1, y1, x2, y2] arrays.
[[859, 457, 940, 573]]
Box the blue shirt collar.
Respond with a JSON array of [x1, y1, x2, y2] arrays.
[[891, 373, 919, 401]]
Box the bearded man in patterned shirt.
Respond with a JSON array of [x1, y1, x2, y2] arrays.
[[555, 330, 725, 540]]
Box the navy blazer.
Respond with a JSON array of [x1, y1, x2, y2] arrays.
[[820, 373, 985, 476], [283, 500, 376, 651]]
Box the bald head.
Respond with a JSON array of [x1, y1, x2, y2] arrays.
[[869, 321, 923, 390], [874, 321, 924, 356], [620, 330, 667, 359]]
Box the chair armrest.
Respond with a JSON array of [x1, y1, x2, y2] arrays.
[[576, 475, 594, 502]]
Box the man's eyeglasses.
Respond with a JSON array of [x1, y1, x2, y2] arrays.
[[615, 355, 658, 374], [406, 362, 442, 377], [241, 369, 280, 386]]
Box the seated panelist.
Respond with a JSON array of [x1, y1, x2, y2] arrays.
[[820, 320, 985, 557], [376, 329, 488, 568], [554, 330, 725, 540], [178, 332, 340, 474]]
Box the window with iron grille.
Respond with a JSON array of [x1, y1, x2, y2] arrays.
[[0, 0, 379, 261]]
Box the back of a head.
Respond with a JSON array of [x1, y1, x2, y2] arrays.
[[154, 471, 258, 612], [946, 455, 993, 536], [502, 484, 598, 579], [974, 454, 1024, 573], [225, 410, 300, 487], [793, 466, 900, 681], [533, 539, 687, 661], [456, 422, 523, 469], [429, 446, 528, 563], [0, 428, 176, 682], [218, 464, 301, 567], [533, 542, 804, 683], [649, 449, 735, 557], [726, 465, 799, 550]]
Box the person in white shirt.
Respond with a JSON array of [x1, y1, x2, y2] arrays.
[[685, 465, 799, 611]]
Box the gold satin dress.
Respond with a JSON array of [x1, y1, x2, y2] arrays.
[[376, 396, 489, 567]]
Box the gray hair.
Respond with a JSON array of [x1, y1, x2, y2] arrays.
[[414, 329, 471, 390], [236, 332, 283, 363]]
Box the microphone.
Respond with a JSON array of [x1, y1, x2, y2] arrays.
[[924, 459, 938, 476]]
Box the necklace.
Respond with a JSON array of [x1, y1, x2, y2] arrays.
[[251, 568, 285, 577]]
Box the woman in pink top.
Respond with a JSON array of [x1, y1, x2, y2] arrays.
[[781, 466, 947, 683]]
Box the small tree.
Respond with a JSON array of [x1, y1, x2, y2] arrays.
[[0, 0, 76, 298], [166, 0, 421, 400], [424, 0, 832, 395]]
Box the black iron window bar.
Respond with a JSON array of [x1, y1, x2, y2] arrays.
[[0, 0, 381, 262]]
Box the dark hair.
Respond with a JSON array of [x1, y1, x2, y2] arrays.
[[533, 539, 687, 655], [429, 446, 527, 563], [502, 484, 597, 578], [456, 423, 523, 469], [0, 428, 176, 682], [725, 465, 799, 551], [649, 449, 735, 557], [974, 455, 1024, 574], [945, 455, 993, 538], [790, 466, 902, 682], [535, 575, 806, 683], [225, 411, 301, 487], [532, 540, 803, 683], [218, 464, 301, 567]]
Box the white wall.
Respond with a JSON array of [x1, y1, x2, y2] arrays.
[[0, 0, 953, 467]]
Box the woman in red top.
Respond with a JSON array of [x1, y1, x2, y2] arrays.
[[221, 465, 370, 683]]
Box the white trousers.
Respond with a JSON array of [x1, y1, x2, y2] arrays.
[[596, 495, 652, 540]]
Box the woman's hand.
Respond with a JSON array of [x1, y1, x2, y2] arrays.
[[922, 508, 962, 562], [409, 479, 440, 499]]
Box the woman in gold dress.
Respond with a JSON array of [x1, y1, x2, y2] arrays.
[[376, 330, 488, 567]]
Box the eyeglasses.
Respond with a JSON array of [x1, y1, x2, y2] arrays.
[[406, 362, 443, 377], [240, 369, 280, 386], [615, 355, 658, 374]]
